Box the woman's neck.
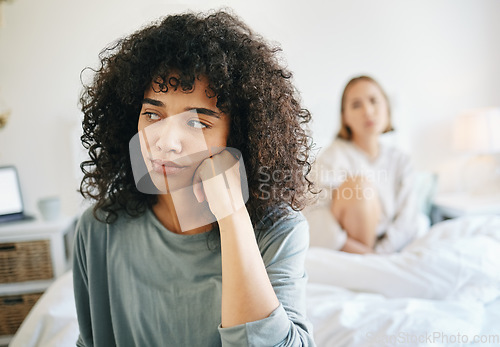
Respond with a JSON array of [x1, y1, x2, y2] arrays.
[[351, 135, 379, 159], [153, 190, 213, 235]]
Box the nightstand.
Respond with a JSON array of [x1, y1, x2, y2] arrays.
[[0, 217, 75, 345], [431, 192, 500, 223]]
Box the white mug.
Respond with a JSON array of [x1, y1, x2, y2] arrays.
[[37, 196, 61, 221]]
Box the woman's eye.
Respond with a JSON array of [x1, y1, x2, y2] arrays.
[[187, 119, 210, 129], [370, 98, 378, 104], [352, 102, 361, 109], [143, 112, 161, 121]]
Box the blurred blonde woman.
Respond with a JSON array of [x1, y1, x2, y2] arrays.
[[306, 76, 428, 254]]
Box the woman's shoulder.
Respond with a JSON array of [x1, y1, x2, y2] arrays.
[[76, 203, 145, 232], [379, 142, 412, 166], [321, 137, 352, 154], [315, 137, 351, 164], [77, 205, 104, 228], [254, 206, 309, 261]]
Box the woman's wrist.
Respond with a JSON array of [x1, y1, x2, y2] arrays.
[[217, 206, 252, 234]]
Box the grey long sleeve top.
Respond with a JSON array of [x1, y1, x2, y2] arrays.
[[73, 206, 315, 346]]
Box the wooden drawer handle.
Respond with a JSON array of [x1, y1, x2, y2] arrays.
[[0, 244, 16, 251]]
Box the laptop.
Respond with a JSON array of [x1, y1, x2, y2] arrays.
[[0, 165, 35, 224]]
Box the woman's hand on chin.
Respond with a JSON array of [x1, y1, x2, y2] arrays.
[[192, 149, 247, 221]]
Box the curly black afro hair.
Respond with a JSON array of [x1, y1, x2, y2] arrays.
[[80, 9, 315, 225]]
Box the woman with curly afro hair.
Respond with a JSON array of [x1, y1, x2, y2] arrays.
[[74, 9, 316, 347]]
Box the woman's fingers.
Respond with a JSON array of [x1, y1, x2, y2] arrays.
[[192, 181, 205, 203], [192, 149, 245, 220]]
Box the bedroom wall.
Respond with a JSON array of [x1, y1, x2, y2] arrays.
[[0, 0, 499, 217]]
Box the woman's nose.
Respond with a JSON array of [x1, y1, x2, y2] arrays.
[[363, 103, 375, 118], [153, 118, 182, 154]]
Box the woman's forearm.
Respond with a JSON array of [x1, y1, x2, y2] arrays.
[[341, 236, 374, 254], [218, 208, 280, 328]]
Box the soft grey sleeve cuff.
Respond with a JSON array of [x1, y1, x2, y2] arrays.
[[218, 303, 290, 347]]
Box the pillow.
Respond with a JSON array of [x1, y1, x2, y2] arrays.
[[414, 171, 438, 217]]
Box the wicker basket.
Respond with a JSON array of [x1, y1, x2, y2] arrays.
[[0, 240, 53, 283], [0, 292, 43, 335]]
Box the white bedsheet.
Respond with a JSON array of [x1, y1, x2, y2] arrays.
[[306, 215, 500, 346], [9, 216, 500, 347], [9, 271, 78, 347], [307, 283, 500, 346]]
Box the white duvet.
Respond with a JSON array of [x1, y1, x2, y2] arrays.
[[9, 216, 500, 347], [306, 215, 500, 346]]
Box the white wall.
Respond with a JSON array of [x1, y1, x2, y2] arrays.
[[0, 0, 499, 217]]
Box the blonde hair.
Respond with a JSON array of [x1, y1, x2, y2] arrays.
[[337, 75, 394, 140]]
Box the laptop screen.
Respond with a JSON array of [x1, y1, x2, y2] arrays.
[[0, 166, 24, 216]]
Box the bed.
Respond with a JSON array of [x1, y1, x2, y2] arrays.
[[9, 215, 500, 347], [306, 215, 500, 346]]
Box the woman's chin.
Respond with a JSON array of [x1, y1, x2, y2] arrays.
[[149, 172, 192, 195], [364, 127, 385, 137]]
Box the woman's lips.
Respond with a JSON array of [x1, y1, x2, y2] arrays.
[[150, 159, 188, 175]]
